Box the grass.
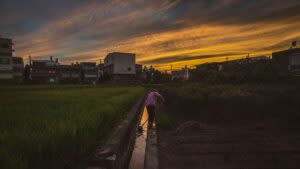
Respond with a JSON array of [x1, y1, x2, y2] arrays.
[[0, 85, 145, 169], [156, 107, 173, 130]]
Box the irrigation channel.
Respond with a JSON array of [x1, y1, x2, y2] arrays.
[[83, 95, 158, 169], [128, 107, 149, 169]]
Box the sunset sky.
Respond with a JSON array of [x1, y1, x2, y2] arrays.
[[1, 0, 300, 70]]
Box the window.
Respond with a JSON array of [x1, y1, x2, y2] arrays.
[[0, 58, 10, 64]]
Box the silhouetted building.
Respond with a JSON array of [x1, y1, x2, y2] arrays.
[[273, 48, 300, 75], [0, 38, 14, 56], [80, 62, 98, 83], [0, 57, 13, 81], [12, 57, 24, 82], [0, 38, 24, 83], [58, 64, 81, 83], [0, 38, 14, 81], [103, 52, 136, 81], [30, 56, 60, 83]]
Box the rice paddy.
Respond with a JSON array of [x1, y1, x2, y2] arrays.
[[0, 85, 145, 169]]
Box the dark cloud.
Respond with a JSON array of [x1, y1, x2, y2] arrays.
[[2, 0, 300, 38], [257, 36, 300, 52], [141, 52, 246, 64], [171, 0, 300, 25]]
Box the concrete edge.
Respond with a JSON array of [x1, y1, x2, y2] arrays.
[[84, 93, 146, 169], [144, 124, 159, 169]]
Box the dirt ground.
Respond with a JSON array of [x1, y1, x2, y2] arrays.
[[158, 114, 300, 169]]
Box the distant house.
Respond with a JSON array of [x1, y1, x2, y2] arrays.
[[30, 57, 60, 83], [0, 38, 14, 57], [0, 38, 14, 81], [171, 66, 190, 81], [0, 38, 24, 83], [103, 52, 137, 81], [272, 48, 300, 75], [80, 62, 98, 83], [12, 57, 24, 82], [58, 64, 81, 83]]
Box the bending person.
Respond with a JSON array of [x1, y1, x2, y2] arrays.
[[145, 89, 164, 127]]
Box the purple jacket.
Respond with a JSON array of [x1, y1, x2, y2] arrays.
[[145, 91, 164, 107]]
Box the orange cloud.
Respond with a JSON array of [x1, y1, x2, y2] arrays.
[[6, 0, 300, 71]]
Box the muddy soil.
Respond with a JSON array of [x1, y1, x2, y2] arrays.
[[158, 114, 300, 169]]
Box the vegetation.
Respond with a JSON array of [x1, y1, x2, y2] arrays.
[[156, 107, 173, 130], [143, 66, 171, 83], [190, 59, 281, 84], [158, 83, 300, 124], [0, 85, 145, 169]]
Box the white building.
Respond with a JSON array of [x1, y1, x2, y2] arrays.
[[0, 56, 13, 80], [104, 52, 136, 81]]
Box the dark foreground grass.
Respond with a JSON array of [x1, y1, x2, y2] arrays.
[[0, 85, 145, 169], [156, 107, 173, 130]]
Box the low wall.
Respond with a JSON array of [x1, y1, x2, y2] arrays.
[[83, 94, 146, 169]]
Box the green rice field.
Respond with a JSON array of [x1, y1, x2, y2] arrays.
[[0, 85, 145, 169]]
